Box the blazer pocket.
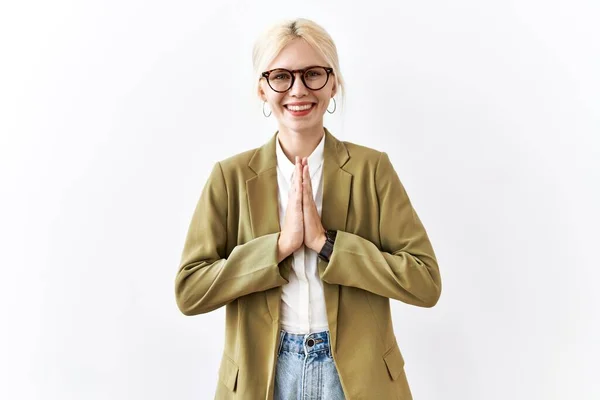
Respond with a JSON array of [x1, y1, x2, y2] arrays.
[[383, 343, 405, 381], [218, 355, 239, 392]]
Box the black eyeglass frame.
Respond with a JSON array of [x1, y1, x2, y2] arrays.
[[261, 66, 335, 93]]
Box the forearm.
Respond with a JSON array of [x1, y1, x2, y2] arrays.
[[176, 232, 288, 315], [321, 230, 441, 307]]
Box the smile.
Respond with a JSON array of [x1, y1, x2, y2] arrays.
[[284, 103, 315, 116]]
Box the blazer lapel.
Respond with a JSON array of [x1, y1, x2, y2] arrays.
[[247, 132, 286, 322], [247, 128, 352, 348], [247, 133, 279, 240], [318, 128, 352, 351]]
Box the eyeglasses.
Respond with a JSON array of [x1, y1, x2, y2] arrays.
[[261, 66, 334, 93]]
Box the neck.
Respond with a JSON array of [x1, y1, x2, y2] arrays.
[[277, 125, 325, 163]]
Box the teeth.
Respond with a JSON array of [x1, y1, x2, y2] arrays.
[[286, 104, 313, 111]]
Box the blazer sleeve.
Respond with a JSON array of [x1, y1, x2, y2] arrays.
[[175, 161, 288, 316], [320, 151, 442, 307]]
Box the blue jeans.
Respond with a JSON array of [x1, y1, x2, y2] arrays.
[[274, 329, 346, 400]]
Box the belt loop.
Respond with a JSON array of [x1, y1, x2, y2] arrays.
[[326, 330, 332, 358], [277, 330, 285, 356]]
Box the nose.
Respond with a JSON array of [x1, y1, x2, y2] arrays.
[[288, 72, 308, 97]]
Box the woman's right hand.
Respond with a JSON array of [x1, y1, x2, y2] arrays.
[[277, 156, 304, 262]]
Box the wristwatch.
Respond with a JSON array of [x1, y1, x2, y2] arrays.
[[318, 229, 337, 262]]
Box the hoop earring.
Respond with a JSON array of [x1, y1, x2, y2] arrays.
[[326, 97, 336, 114], [262, 100, 272, 117]]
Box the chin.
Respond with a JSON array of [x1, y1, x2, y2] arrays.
[[286, 121, 320, 132]]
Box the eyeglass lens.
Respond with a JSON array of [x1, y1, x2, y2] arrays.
[[267, 67, 329, 92]]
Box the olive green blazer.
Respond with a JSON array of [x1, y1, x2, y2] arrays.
[[175, 128, 442, 399]]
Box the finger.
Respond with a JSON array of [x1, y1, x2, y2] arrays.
[[303, 165, 311, 201], [294, 156, 300, 191], [303, 164, 307, 185], [290, 157, 295, 192], [297, 159, 303, 202], [297, 159, 302, 194], [304, 163, 312, 191]]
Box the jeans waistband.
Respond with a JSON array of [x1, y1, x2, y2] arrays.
[[278, 329, 332, 358]]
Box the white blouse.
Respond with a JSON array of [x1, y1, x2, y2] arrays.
[[275, 132, 329, 334]]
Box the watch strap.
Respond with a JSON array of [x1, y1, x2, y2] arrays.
[[318, 230, 337, 262]]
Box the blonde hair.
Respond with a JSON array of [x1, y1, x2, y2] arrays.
[[252, 18, 346, 108]]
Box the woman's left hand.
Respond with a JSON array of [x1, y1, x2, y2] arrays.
[[301, 157, 327, 252]]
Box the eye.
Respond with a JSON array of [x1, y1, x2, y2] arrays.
[[270, 70, 292, 81]]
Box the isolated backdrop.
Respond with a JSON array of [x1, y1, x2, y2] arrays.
[[1, 1, 598, 399]]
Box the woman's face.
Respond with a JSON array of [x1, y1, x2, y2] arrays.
[[258, 38, 337, 134]]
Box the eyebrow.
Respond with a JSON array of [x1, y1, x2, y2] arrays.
[[269, 64, 324, 71]]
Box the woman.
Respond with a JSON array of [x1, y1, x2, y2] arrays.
[[175, 18, 442, 400]]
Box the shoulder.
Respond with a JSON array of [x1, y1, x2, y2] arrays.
[[343, 140, 382, 159], [211, 147, 261, 184], [340, 139, 386, 171], [217, 148, 257, 169]]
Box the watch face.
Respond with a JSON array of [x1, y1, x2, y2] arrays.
[[326, 230, 337, 241]]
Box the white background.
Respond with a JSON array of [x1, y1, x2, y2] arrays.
[[1, 1, 598, 399]]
